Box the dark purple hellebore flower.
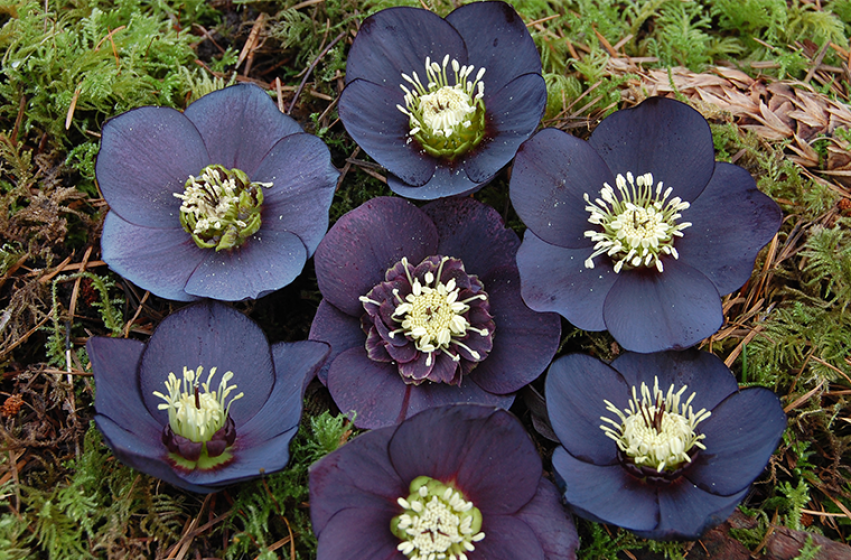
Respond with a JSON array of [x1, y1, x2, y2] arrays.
[[546, 349, 786, 540], [96, 83, 339, 302], [87, 301, 329, 493], [308, 196, 560, 429], [339, 1, 546, 200], [310, 404, 579, 560], [510, 97, 782, 353]]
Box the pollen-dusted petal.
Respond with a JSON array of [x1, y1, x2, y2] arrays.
[[386, 163, 484, 199]]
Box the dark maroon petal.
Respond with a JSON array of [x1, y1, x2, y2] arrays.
[[515, 230, 615, 331], [645, 483, 749, 540], [686, 388, 786, 496], [309, 426, 403, 535], [138, 302, 274, 426], [589, 97, 715, 203], [252, 133, 339, 255], [345, 7, 467, 86], [445, 1, 542, 89], [326, 346, 410, 429], [387, 161, 487, 200], [95, 415, 211, 494], [421, 195, 519, 276], [308, 299, 367, 385], [388, 406, 541, 515], [184, 229, 308, 301], [545, 354, 628, 466], [96, 106, 210, 228], [316, 507, 403, 560], [315, 197, 438, 317], [472, 514, 545, 560], [553, 447, 660, 532], [404, 375, 514, 419], [339, 79, 437, 187], [511, 128, 615, 248], [603, 260, 723, 353], [514, 479, 580, 560], [677, 162, 782, 296], [464, 73, 546, 183], [101, 212, 204, 302], [467, 265, 560, 394], [183, 83, 303, 175], [609, 349, 739, 413]]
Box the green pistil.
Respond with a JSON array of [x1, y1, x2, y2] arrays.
[[175, 164, 271, 251]]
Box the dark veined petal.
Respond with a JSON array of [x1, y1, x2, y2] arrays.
[[184, 229, 308, 301], [445, 1, 543, 89], [314, 197, 438, 317], [589, 97, 716, 203], [511, 128, 615, 249], [96, 106, 210, 228], [344, 6, 467, 86], [386, 163, 486, 200], [308, 299, 367, 385], [252, 132, 339, 256], [138, 302, 275, 426], [516, 230, 615, 332], [183, 83, 303, 175], [603, 260, 723, 353], [686, 388, 786, 496], [677, 162, 782, 296], [316, 507, 403, 560], [388, 405, 541, 515], [101, 212, 204, 302], [514, 479, 580, 560], [463, 72, 547, 184], [472, 514, 545, 560], [642, 483, 748, 540], [545, 354, 629, 466], [553, 447, 660, 532]]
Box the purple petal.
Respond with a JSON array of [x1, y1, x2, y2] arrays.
[[445, 1, 542, 89], [420, 197, 519, 276], [345, 7, 467, 86], [467, 265, 560, 394], [472, 514, 545, 560], [338, 79, 436, 187], [678, 162, 782, 296], [464, 73, 547, 183], [96, 106, 210, 228], [645, 483, 749, 540], [388, 406, 541, 515], [589, 97, 715, 203], [308, 299, 367, 385], [610, 349, 739, 413], [387, 163, 486, 200], [686, 388, 786, 496], [510, 128, 614, 248], [138, 302, 274, 426], [184, 229, 308, 301], [183, 83, 303, 175], [553, 447, 660, 532], [326, 346, 410, 429], [309, 426, 403, 535], [404, 376, 515, 417], [603, 260, 723, 353], [515, 230, 615, 331], [316, 507, 403, 560], [314, 197, 438, 317], [545, 354, 628, 466], [514, 479, 580, 560], [252, 133, 339, 256], [101, 212, 203, 302]]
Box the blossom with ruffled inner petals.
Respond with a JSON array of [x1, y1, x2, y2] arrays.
[[546, 349, 786, 539], [510, 97, 782, 353]]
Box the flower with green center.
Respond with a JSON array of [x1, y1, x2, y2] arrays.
[[391, 476, 485, 560]]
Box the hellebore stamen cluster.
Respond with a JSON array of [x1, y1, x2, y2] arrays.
[[391, 476, 485, 560], [583, 172, 692, 273], [396, 55, 487, 160], [600, 376, 710, 473], [174, 164, 272, 252]]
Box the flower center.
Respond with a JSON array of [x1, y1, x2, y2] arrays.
[[600, 376, 710, 474], [391, 476, 485, 560], [174, 164, 272, 251], [583, 172, 691, 273], [153, 365, 243, 470], [396, 55, 487, 160]]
